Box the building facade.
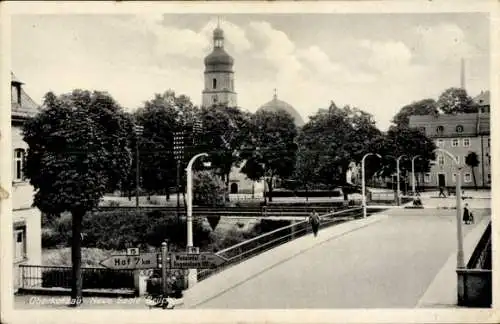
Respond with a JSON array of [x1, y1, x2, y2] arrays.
[[409, 93, 490, 189], [11, 73, 42, 289]]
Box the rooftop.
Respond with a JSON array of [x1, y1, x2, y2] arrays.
[[409, 112, 490, 137]]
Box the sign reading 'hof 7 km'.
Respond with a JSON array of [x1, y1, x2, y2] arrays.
[[99, 253, 160, 270]]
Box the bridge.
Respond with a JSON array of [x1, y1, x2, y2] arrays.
[[180, 192, 491, 308]]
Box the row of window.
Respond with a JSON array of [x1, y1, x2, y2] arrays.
[[436, 153, 490, 166], [435, 138, 470, 148], [423, 172, 491, 184]]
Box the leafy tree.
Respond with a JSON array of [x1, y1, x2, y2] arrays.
[[192, 170, 226, 207], [437, 88, 477, 114], [378, 126, 437, 190], [23, 90, 132, 306], [297, 103, 383, 201], [293, 147, 319, 201], [135, 91, 199, 201], [392, 99, 438, 128], [197, 105, 251, 201], [465, 151, 480, 190], [241, 109, 298, 202]]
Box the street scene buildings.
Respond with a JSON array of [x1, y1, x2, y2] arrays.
[[2, 8, 493, 317]]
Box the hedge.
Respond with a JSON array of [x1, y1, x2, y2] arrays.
[[42, 268, 135, 289]]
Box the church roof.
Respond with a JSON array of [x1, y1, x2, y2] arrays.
[[258, 93, 305, 127], [204, 48, 234, 68]]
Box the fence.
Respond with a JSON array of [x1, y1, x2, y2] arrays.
[[18, 265, 135, 290], [197, 207, 364, 281]]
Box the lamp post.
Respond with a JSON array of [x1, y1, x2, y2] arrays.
[[361, 153, 381, 218], [133, 124, 144, 210], [396, 155, 407, 206], [434, 148, 465, 269], [186, 152, 208, 287], [411, 155, 421, 197]]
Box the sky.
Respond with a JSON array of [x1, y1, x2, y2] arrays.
[[11, 12, 490, 130]]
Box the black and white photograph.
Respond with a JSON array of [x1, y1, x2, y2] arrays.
[[0, 1, 497, 323]]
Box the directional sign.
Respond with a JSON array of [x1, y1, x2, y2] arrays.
[[169, 252, 227, 269], [100, 253, 160, 270]]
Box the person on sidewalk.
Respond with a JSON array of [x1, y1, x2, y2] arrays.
[[438, 186, 447, 198], [463, 203, 474, 224], [309, 210, 320, 237]]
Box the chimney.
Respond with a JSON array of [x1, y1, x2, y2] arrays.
[[460, 58, 466, 90]]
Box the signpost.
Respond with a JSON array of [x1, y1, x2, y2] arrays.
[[100, 253, 160, 270], [100, 249, 226, 270]]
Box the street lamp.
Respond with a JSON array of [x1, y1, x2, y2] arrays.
[[133, 124, 144, 210], [434, 148, 465, 269], [396, 155, 407, 206], [185, 152, 209, 287], [361, 153, 381, 218], [411, 155, 422, 197]]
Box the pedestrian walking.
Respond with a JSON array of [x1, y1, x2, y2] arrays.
[[438, 186, 447, 198], [309, 210, 320, 237]]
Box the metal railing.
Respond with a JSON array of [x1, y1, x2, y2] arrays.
[[197, 207, 364, 281], [18, 265, 135, 290]]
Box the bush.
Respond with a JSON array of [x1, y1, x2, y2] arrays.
[[192, 171, 226, 207], [42, 268, 134, 289]]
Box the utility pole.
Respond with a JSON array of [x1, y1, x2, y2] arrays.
[[173, 131, 184, 222]]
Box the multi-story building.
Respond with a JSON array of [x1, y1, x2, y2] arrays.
[[10, 72, 42, 289], [409, 91, 491, 189]]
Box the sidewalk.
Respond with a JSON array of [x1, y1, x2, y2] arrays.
[[416, 214, 491, 308]]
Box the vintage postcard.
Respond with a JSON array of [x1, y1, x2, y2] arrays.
[[0, 1, 498, 323]]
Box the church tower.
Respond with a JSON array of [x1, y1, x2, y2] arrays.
[[202, 22, 237, 107]]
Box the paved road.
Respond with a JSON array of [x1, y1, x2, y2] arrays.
[[193, 210, 489, 309]]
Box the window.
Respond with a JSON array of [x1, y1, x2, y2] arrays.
[[464, 173, 472, 183], [456, 125, 464, 133], [436, 125, 444, 135], [438, 155, 445, 166], [424, 173, 431, 183], [14, 149, 25, 181], [488, 138, 490, 147], [212, 78, 217, 89], [487, 173, 491, 184], [452, 173, 457, 183], [212, 95, 218, 103], [455, 155, 461, 164], [13, 226, 26, 262], [463, 138, 470, 147], [452, 139, 459, 147]]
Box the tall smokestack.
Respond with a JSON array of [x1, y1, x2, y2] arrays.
[[460, 58, 466, 90]]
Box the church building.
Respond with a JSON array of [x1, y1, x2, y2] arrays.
[[201, 22, 305, 198]]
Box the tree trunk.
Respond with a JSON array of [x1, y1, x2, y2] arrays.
[[472, 166, 477, 191], [225, 173, 230, 204], [305, 183, 309, 202], [128, 189, 132, 201], [267, 179, 273, 202], [70, 209, 85, 307], [165, 189, 170, 201]]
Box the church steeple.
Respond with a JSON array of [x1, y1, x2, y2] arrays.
[[202, 19, 237, 108], [213, 18, 224, 49]]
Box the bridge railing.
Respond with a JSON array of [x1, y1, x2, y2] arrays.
[[197, 207, 363, 281]]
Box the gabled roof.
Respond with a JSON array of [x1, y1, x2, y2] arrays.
[[473, 91, 490, 107], [409, 112, 489, 137], [11, 73, 39, 120]]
